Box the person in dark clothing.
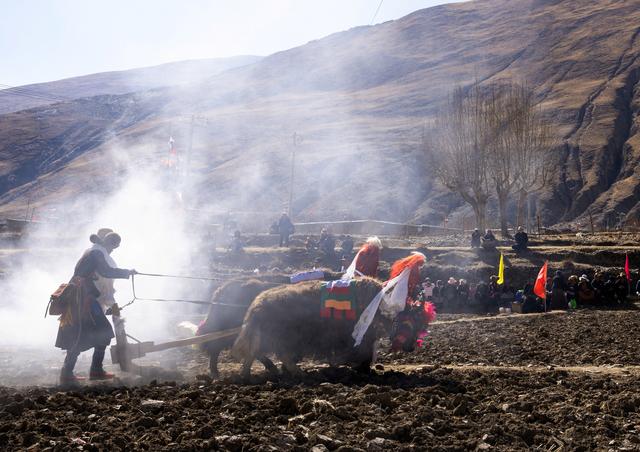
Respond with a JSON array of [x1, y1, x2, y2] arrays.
[[474, 281, 491, 313], [432, 280, 444, 310], [340, 235, 354, 256], [488, 275, 501, 309], [56, 232, 135, 386], [602, 273, 617, 306], [471, 229, 481, 248], [577, 275, 595, 306], [522, 282, 543, 313], [591, 272, 607, 305], [482, 229, 497, 250], [457, 279, 470, 308], [277, 213, 294, 247], [512, 227, 529, 252], [319, 228, 335, 256], [228, 230, 244, 254], [613, 273, 629, 305], [550, 270, 568, 309], [443, 277, 459, 311], [566, 275, 579, 307]]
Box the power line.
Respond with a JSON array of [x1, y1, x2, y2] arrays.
[[370, 0, 384, 24]]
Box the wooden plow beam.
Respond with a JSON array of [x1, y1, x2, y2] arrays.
[[109, 305, 240, 373]]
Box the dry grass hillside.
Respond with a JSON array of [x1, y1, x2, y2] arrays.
[[1, 0, 639, 228]]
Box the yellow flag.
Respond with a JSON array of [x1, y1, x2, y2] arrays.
[[497, 253, 505, 285]]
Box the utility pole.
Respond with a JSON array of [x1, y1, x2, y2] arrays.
[[288, 132, 302, 218]]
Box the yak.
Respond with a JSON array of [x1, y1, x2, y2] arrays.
[[231, 277, 393, 378], [195, 271, 343, 378]]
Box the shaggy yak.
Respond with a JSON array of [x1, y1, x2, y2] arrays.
[[231, 277, 392, 378], [196, 271, 343, 378]]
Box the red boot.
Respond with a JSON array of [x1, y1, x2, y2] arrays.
[[89, 370, 115, 381]]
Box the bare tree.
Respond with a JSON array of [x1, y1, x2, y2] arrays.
[[425, 85, 492, 231], [506, 84, 556, 231], [426, 81, 556, 234], [485, 85, 519, 237], [485, 83, 556, 236]]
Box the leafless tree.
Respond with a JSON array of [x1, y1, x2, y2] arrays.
[[426, 81, 556, 234], [425, 84, 492, 231], [502, 84, 556, 231]]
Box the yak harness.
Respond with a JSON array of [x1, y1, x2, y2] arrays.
[[351, 267, 411, 346]]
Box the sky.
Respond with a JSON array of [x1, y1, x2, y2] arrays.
[[1, 0, 461, 86]]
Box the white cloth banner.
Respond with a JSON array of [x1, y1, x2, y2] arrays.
[[342, 250, 363, 280], [89, 244, 118, 311], [380, 268, 410, 319], [351, 268, 410, 346]]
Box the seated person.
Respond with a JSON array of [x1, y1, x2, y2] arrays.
[[614, 272, 629, 304], [442, 277, 458, 310], [481, 229, 497, 250], [457, 279, 470, 307], [340, 235, 354, 256], [319, 228, 336, 256], [522, 282, 543, 313], [577, 275, 595, 305], [421, 278, 434, 302], [471, 229, 481, 248], [512, 226, 529, 252], [474, 281, 491, 313]]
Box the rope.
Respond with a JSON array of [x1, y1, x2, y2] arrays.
[[118, 273, 252, 310], [135, 271, 227, 281]]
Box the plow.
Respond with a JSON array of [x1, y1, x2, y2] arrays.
[[107, 273, 244, 376]]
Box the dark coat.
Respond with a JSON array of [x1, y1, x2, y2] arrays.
[[278, 215, 294, 236], [55, 249, 130, 351]]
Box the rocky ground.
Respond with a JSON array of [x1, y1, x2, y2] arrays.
[[3, 308, 640, 451]]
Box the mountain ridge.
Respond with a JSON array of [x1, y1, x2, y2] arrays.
[[1, 0, 640, 230]]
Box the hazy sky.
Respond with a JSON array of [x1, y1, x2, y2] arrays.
[[2, 0, 461, 86]]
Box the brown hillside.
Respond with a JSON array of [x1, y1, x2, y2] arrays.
[[1, 0, 639, 228]]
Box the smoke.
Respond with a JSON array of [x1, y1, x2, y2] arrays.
[[0, 165, 206, 351]]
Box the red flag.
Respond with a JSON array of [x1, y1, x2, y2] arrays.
[[533, 261, 548, 299], [625, 253, 631, 281]]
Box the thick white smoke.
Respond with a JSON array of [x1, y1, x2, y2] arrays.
[[0, 169, 203, 349]]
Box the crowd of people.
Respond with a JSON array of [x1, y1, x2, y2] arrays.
[[419, 269, 633, 314]]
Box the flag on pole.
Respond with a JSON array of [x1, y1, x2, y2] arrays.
[[625, 253, 631, 281], [497, 253, 505, 285], [533, 261, 548, 299]]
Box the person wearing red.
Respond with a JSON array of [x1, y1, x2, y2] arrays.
[[354, 236, 382, 278]]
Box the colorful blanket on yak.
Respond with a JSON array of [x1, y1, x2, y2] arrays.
[[320, 280, 357, 320]]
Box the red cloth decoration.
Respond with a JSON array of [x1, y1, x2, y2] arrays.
[[390, 254, 426, 297], [355, 244, 380, 277]]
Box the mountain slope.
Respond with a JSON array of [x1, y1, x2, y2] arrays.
[[1, 0, 640, 229], [0, 56, 261, 115]]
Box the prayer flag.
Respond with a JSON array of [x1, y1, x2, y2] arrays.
[[533, 261, 548, 299], [497, 253, 505, 285]]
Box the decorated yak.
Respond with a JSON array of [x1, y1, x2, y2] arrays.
[[196, 270, 343, 378], [231, 276, 434, 378], [231, 252, 436, 378]]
